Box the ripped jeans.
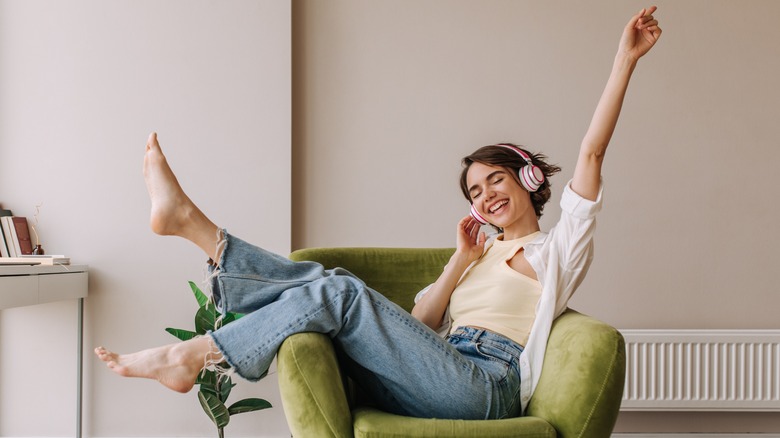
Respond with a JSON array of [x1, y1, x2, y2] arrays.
[[207, 231, 523, 420]]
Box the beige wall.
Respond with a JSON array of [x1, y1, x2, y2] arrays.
[[293, 0, 780, 433], [0, 0, 291, 436]]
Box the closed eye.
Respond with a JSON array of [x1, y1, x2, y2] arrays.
[[469, 171, 507, 200]]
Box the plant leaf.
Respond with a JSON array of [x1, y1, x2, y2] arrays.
[[165, 328, 198, 342], [220, 376, 236, 401], [197, 369, 217, 385], [198, 390, 230, 428], [189, 281, 209, 308], [221, 312, 236, 325], [195, 306, 218, 335], [228, 398, 272, 415], [197, 370, 218, 396]]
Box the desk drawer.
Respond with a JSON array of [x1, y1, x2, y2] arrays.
[[39, 272, 88, 302], [0, 275, 38, 309]]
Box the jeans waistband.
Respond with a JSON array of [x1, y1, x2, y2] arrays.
[[449, 326, 524, 355]]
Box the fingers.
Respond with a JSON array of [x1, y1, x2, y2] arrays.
[[638, 19, 660, 32], [462, 216, 480, 238], [458, 215, 476, 229], [630, 6, 662, 44], [635, 6, 659, 30], [639, 15, 662, 41], [458, 215, 483, 243]]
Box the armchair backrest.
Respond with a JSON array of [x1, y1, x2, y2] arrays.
[[289, 247, 454, 312]]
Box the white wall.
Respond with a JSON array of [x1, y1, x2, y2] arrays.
[[292, 0, 780, 434], [0, 1, 291, 436]]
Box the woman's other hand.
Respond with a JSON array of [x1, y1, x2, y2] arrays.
[[619, 6, 662, 62]]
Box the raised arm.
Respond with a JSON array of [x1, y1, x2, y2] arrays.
[[571, 6, 662, 200], [412, 215, 485, 330]]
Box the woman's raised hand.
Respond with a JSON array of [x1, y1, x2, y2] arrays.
[[456, 215, 486, 263], [619, 6, 662, 62]]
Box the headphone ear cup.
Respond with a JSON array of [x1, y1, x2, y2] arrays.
[[519, 164, 545, 192], [470, 204, 488, 225]]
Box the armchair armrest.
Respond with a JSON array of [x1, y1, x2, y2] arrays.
[[278, 332, 354, 438], [526, 310, 626, 437]]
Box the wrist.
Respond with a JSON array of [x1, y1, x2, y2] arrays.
[[614, 52, 639, 70], [450, 250, 477, 268]]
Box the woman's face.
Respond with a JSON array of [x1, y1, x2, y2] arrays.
[[466, 162, 534, 230]]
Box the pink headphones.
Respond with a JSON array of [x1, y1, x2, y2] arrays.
[[469, 144, 545, 225]]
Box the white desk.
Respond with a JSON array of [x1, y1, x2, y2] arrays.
[[0, 264, 88, 438]]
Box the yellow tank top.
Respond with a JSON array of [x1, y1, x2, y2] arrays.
[[449, 232, 542, 346]]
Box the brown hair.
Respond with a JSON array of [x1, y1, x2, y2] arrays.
[[460, 143, 561, 218]]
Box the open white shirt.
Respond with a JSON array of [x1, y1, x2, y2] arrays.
[[415, 179, 604, 414]]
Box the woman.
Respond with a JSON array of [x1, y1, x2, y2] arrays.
[[96, 7, 661, 420]]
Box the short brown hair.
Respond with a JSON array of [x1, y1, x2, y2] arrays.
[[460, 144, 561, 218]]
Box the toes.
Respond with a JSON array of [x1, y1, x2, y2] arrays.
[[147, 132, 158, 149], [94, 347, 118, 363]]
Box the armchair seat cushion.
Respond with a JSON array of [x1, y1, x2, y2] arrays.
[[353, 407, 556, 438]]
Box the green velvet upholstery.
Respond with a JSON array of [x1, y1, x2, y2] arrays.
[[280, 247, 625, 438]]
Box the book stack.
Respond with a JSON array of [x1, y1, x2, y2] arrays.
[[0, 204, 70, 265]]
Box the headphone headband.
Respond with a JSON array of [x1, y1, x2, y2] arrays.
[[497, 144, 533, 165]]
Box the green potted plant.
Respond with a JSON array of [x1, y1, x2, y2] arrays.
[[166, 281, 272, 437]]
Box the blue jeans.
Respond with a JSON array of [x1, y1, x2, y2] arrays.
[[208, 232, 523, 420]]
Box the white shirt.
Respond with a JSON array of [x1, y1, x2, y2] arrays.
[[415, 179, 604, 414]]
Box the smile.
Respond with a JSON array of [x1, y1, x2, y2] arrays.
[[489, 199, 508, 214]]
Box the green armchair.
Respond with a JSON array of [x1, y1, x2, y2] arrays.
[[280, 248, 625, 438]]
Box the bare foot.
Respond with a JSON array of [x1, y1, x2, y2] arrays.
[[94, 337, 218, 393], [143, 132, 219, 258], [144, 132, 198, 236]]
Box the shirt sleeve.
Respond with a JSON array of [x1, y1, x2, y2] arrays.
[[413, 284, 451, 336], [538, 179, 604, 315], [560, 178, 603, 220], [414, 284, 432, 304]]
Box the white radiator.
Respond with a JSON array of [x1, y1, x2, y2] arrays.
[[620, 330, 780, 411]]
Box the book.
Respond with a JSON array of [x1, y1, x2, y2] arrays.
[[0, 228, 8, 257], [0, 255, 70, 266], [0, 221, 9, 258], [1, 216, 17, 257], [0, 209, 12, 257], [12, 217, 34, 255]]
